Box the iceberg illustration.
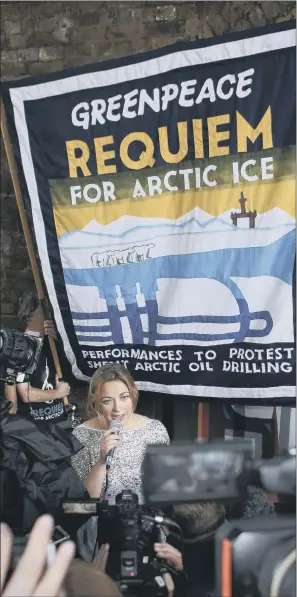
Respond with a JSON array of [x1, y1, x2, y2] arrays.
[[58, 205, 295, 271]]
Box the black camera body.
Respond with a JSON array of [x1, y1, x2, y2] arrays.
[[99, 490, 144, 581], [216, 514, 295, 597], [64, 490, 178, 596], [0, 328, 43, 384], [142, 440, 296, 597]]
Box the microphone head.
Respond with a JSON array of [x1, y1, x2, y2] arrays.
[[109, 419, 123, 432]]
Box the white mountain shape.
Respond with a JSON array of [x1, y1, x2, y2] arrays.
[[81, 207, 216, 235], [255, 207, 295, 227], [219, 207, 295, 228], [59, 208, 234, 248], [176, 206, 212, 226], [58, 206, 295, 249], [203, 217, 234, 231], [81, 219, 105, 233], [82, 215, 180, 235]]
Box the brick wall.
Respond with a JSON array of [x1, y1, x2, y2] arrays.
[[1, 0, 295, 328]]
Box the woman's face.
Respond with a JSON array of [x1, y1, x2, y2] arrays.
[[97, 379, 134, 426]]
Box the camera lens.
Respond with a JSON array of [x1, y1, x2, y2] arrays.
[[0, 329, 36, 370]]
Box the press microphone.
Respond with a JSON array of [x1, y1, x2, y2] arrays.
[[106, 419, 122, 470]]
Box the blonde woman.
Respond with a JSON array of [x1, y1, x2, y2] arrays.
[[71, 364, 169, 561], [72, 363, 169, 501]]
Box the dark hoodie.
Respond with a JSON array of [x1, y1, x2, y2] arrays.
[[0, 400, 88, 534]]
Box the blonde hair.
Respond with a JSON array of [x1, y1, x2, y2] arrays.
[[86, 363, 139, 427]]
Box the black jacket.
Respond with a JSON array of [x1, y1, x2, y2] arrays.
[[0, 401, 88, 534]]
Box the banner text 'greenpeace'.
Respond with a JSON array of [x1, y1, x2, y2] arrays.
[[66, 68, 274, 177]]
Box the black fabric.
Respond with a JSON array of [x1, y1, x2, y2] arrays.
[[0, 377, 5, 399], [177, 539, 216, 597], [0, 402, 88, 534], [16, 336, 65, 422]]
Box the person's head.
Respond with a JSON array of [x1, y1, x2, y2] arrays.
[[172, 501, 226, 544], [17, 292, 40, 329], [86, 364, 139, 428], [65, 559, 122, 597]]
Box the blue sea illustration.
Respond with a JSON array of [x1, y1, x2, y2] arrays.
[[63, 229, 295, 345]]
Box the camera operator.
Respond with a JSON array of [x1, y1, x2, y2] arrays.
[[4, 293, 70, 422], [170, 491, 275, 597], [171, 502, 226, 597]]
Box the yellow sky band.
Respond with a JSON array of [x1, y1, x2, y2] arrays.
[[53, 177, 295, 237]]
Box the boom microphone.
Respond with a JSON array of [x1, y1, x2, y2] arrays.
[[106, 419, 122, 470]]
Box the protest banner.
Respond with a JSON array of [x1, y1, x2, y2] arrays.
[[2, 22, 295, 402]]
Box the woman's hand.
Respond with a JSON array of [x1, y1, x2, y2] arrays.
[[99, 429, 121, 465], [1, 515, 75, 597], [154, 542, 183, 571]]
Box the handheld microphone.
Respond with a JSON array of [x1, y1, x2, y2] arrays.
[[106, 419, 122, 470]]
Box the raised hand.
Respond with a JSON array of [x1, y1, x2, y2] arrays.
[[44, 320, 57, 341], [1, 515, 75, 597], [55, 376, 70, 398], [99, 428, 121, 465], [154, 542, 183, 571]]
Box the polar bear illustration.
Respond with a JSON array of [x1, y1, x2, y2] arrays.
[[134, 243, 155, 262], [114, 247, 136, 265], [91, 251, 109, 267], [106, 251, 117, 266], [91, 244, 154, 268]]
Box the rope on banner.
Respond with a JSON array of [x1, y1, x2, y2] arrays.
[[0, 99, 69, 407]]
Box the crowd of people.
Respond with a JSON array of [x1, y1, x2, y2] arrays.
[[1, 294, 277, 597]]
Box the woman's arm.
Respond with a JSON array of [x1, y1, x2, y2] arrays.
[[83, 462, 107, 498], [72, 427, 120, 498], [82, 428, 121, 497], [71, 428, 106, 498], [4, 384, 18, 414]]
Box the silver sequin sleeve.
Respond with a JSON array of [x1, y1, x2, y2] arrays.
[[71, 426, 103, 480]]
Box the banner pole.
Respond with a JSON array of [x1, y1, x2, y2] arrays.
[[197, 402, 210, 440], [0, 99, 69, 406]]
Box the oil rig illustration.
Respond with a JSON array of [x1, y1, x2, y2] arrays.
[[231, 192, 257, 228]]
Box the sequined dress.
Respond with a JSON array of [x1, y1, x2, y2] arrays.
[[71, 418, 169, 561]]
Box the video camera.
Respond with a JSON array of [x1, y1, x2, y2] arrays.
[[0, 328, 43, 384], [0, 327, 78, 425], [63, 489, 182, 596], [142, 440, 296, 597]]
